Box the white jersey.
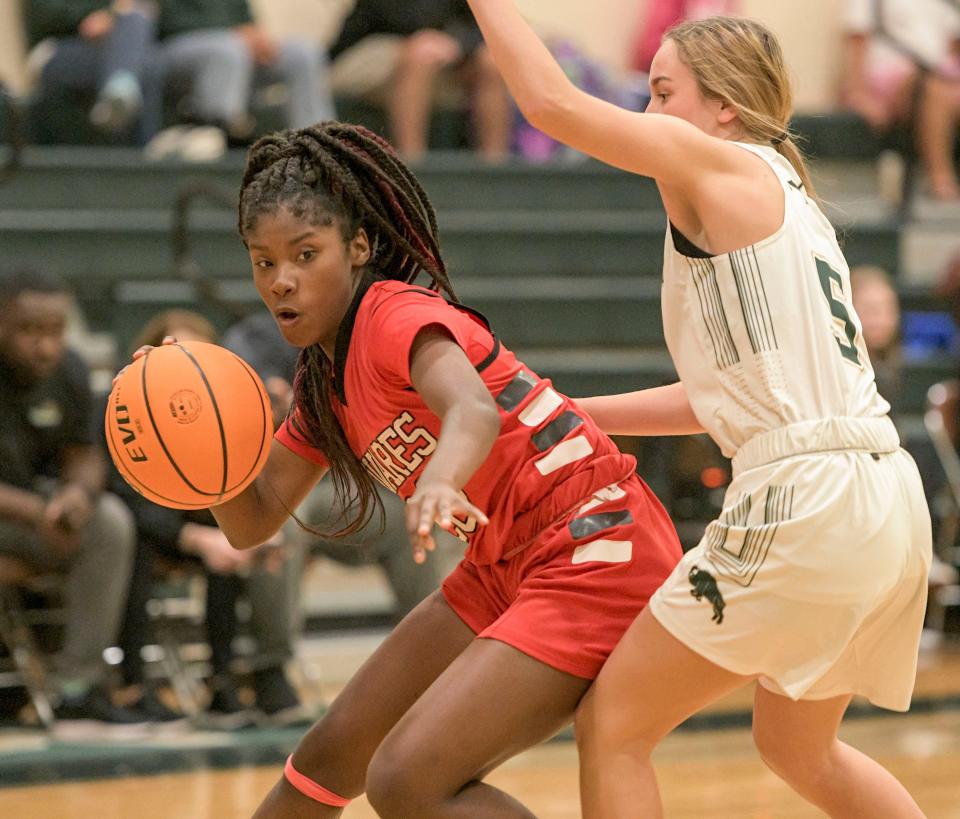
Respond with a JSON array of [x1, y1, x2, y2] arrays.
[[653, 144, 930, 711], [661, 142, 891, 460]]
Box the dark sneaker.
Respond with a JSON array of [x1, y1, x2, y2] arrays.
[[253, 666, 310, 727], [128, 689, 191, 732], [204, 683, 256, 730], [52, 687, 153, 741], [0, 686, 30, 727]]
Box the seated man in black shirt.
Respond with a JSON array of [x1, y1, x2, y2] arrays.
[[0, 269, 145, 736], [330, 0, 511, 161]]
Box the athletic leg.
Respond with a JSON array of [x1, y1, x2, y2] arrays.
[[576, 608, 753, 819], [252, 590, 476, 818], [752, 687, 924, 817], [161, 30, 254, 127], [388, 30, 460, 160], [467, 46, 513, 162], [365, 638, 592, 818]]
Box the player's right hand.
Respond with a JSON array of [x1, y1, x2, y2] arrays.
[[405, 477, 488, 564]]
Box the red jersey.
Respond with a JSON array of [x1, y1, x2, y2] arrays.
[[276, 279, 637, 565]]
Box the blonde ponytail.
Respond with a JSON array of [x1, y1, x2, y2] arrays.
[[666, 17, 819, 202]]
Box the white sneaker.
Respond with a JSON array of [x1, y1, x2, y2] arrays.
[[144, 125, 227, 163], [176, 126, 227, 163], [144, 125, 190, 161]]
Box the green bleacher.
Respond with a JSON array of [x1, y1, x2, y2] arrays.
[[0, 142, 953, 419]]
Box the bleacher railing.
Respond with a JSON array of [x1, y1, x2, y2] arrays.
[[0, 84, 26, 186], [171, 178, 248, 320]]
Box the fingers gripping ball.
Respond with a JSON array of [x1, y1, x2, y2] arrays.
[[105, 341, 272, 509]]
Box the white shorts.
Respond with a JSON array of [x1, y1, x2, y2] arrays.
[[650, 418, 932, 711]]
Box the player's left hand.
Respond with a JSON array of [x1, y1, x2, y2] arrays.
[[405, 478, 488, 564], [113, 335, 178, 386]]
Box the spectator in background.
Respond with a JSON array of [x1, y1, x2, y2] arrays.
[[329, 0, 511, 161], [842, 0, 960, 201], [0, 269, 145, 736], [222, 310, 447, 620], [936, 249, 960, 335], [114, 310, 306, 727], [24, 0, 157, 139], [850, 265, 903, 409], [629, 0, 740, 75], [145, 0, 335, 160]]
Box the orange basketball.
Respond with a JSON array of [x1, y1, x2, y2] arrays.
[[105, 341, 272, 510]]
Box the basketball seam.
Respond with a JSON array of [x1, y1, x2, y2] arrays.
[[140, 345, 227, 500], [105, 395, 217, 508], [226, 356, 271, 493], [177, 344, 230, 497]]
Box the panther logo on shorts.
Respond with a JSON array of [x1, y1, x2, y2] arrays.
[[689, 566, 725, 625]]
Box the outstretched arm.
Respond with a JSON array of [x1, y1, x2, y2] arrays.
[[464, 0, 732, 189], [406, 329, 499, 562], [576, 382, 704, 437]]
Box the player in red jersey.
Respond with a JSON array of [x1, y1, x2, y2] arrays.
[[169, 122, 681, 817]]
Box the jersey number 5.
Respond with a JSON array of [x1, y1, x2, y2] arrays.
[[815, 258, 861, 366]]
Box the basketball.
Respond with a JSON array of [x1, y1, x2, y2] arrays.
[[105, 341, 272, 510]]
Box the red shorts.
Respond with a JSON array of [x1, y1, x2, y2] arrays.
[[442, 474, 682, 679]]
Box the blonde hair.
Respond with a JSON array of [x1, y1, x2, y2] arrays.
[[665, 16, 816, 199]]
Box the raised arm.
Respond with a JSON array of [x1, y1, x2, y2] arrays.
[[209, 438, 326, 550], [576, 382, 704, 437], [465, 0, 733, 189], [467, 2, 785, 262]]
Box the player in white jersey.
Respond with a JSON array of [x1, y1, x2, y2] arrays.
[[467, 4, 930, 817]]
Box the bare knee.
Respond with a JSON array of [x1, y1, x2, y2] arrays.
[[398, 30, 458, 74], [575, 689, 659, 762], [290, 709, 369, 799], [204, 36, 252, 73], [366, 741, 434, 819], [85, 493, 135, 556], [753, 719, 832, 786], [752, 716, 782, 772]]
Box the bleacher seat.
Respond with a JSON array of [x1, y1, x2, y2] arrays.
[[0, 144, 949, 431]]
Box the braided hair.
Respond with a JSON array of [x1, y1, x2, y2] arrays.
[[238, 122, 457, 536]]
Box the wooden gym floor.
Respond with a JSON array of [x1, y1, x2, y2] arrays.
[[1, 641, 959, 817], [0, 708, 958, 818]]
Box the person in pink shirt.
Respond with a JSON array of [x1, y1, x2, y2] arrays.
[[631, 0, 740, 73]]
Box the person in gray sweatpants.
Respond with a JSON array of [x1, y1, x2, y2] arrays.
[[154, 0, 335, 140]]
